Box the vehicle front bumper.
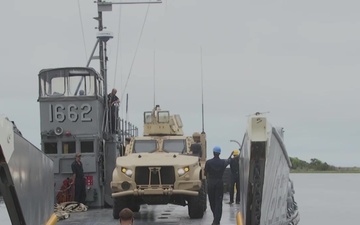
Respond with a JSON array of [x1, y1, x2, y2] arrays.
[[111, 180, 202, 198]]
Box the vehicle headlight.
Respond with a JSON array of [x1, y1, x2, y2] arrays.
[[178, 168, 185, 176], [177, 166, 190, 176], [121, 167, 133, 177]]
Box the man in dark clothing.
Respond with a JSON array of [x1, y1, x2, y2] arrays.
[[204, 146, 231, 225], [71, 153, 86, 204], [190, 142, 202, 157], [190, 132, 202, 157], [107, 88, 120, 133], [228, 149, 240, 204]]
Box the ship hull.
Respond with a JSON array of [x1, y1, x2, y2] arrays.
[[238, 114, 299, 225], [0, 117, 54, 225]]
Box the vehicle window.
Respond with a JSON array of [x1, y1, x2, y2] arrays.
[[158, 111, 169, 123], [163, 139, 186, 153], [133, 140, 157, 153]]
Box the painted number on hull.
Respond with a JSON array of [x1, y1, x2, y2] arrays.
[[49, 104, 92, 122]]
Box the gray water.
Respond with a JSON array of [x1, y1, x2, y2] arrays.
[[1, 173, 360, 225], [290, 173, 360, 225]]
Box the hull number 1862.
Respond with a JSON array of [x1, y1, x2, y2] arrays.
[[49, 103, 92, 122]]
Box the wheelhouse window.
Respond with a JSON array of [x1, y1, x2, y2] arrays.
[[62, 142, 76, 154], [44, 142, 57, 154], [68, 73, 95, 96], [39, 69, 98, 98], [81, 141, 94, 153], [133, 140, 157, 153], [49, 76, 66, 96], [97, 78, 103, 97], [163, 139, 186, 153]]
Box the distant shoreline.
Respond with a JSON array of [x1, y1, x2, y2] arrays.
[[291, 169, 360, 174], [290, 157, 360, 173]]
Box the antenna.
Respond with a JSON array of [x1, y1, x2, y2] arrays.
[[126, 93, 129, 122], [153, 49, 156, 107], [200, 47, 205, 133]]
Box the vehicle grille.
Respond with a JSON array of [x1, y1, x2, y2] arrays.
[[135, 166, 175, 186]]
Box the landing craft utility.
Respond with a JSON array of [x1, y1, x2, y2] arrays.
[[0, 0, 301, 224]]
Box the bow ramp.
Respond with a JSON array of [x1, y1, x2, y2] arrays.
[[237, 113, 300, 225], [0, 116, 55, 225]]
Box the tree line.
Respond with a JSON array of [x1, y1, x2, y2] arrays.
[[289, 157, 360, 172]]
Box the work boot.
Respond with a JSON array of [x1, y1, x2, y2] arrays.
[[227, 201, 233, 204], [236, 201, 240, 204]]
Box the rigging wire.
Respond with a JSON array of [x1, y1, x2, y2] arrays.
[[113, 5, 124, 118], [113, 6, 123, 87], [153, 49, 156, 107], [200, 46, 205, 133], [77, 0, 88, 62], [120, 3, 152, 104]]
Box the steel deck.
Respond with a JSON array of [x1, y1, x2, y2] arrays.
[[57, 193, 239, 225]]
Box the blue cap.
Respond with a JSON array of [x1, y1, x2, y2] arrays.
[[213, 146, 221, 154]]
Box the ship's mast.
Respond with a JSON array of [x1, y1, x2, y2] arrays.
[[96, 0, 109, 112], [98, 0, 105, 95], [83, 0, 162, 134], [87, 0, 162, 132]]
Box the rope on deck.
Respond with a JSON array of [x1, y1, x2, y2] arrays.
[[54, 201, 88, 221]]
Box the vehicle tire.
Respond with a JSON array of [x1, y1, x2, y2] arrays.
[[188, 183, 206, 219], [104, 200, 112, 208], [113, 197, 127, 219], [201, 180, 207, 212], [130, 204, 140, 212]]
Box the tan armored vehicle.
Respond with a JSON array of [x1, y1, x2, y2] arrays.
[[111, 105, 207, 219]]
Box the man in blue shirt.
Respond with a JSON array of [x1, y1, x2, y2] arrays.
[[204, 146, 231, 225]]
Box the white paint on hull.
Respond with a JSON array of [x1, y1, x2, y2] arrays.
[[0, 116, 14, 162]]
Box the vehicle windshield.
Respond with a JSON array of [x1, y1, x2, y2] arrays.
[[133, 140, 157, 153], [163, 139, 186, 153]]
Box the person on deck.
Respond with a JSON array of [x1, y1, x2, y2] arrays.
[[190, 132, 202, 157], [228, 149, 240, 204], [119, 208, 134, 225], [108, 88, 120, 133], [71, 153, 86, 204], [204, 146, 231, 225]]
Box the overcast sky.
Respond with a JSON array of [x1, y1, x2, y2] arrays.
[[1, 0, 360, 166]]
